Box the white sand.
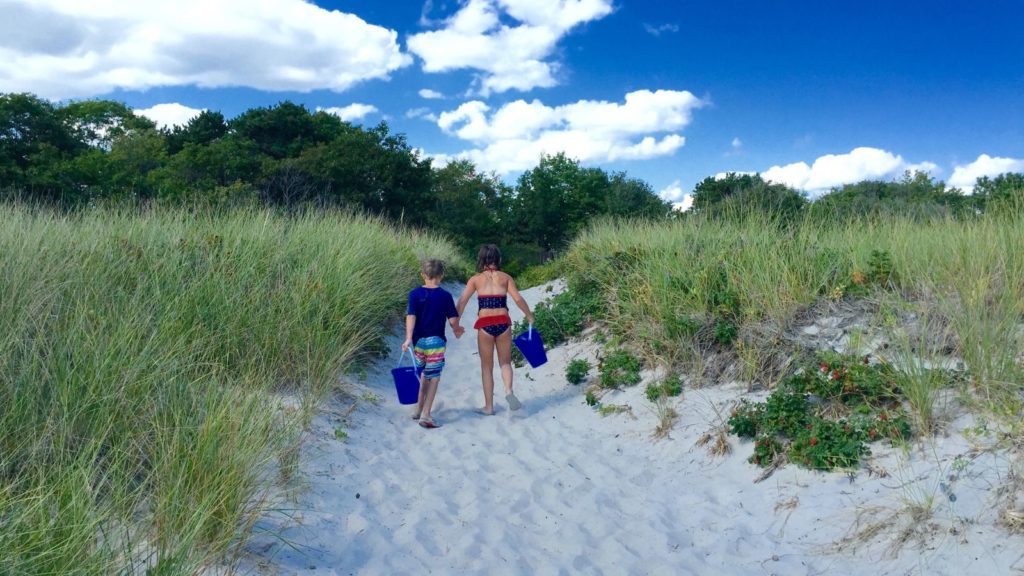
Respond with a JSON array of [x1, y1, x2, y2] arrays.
[[237, 281, 1023, 575]]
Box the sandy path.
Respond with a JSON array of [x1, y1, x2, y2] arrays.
[[239, 281, 1022, 576]]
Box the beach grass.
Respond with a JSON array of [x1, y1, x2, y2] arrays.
[[0, 204, 461, 574], [563, 210, 1024, 423]]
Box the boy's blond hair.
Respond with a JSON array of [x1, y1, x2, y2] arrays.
[[421, 259, 446, 280]]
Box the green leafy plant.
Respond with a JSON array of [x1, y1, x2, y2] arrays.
[[585, 390, 598, 406], [565, 359, 592, 385], [749, 435, 784, 467], [599, 349, 642, 388], [729, 352, 916, 471], [646, 373, 683, 402], [787, 419, 866, 470]]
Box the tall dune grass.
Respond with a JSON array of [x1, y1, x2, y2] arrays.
[[0, 205, 461, 574], [564, 211, 1024, 416]]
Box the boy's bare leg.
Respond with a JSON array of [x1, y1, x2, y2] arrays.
[[477, 329, 496, 414], [420, 377, 440, 421], [496, 329, 514, 395], [413, 372, 427, 418]]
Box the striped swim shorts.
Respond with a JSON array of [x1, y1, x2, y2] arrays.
[[413, 336, 446, 381]]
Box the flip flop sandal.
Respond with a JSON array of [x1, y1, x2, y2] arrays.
[[506, 393, 522, 411], [418, 419, 441, 429]]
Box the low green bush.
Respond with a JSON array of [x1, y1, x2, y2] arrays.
[[565, 359, 591, 385], [599, 349, 642, 388], [728, 353, 914, 471]]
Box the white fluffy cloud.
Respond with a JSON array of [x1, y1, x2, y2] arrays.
[[435, 89, 704, 173], [419, 89, 444, 100], [949, 154, 1024, 192], [761, 147, 938, 195], [658, 180, 692, 211], [136, 103, 204, 129], [318, 104, 379, 122], [407, 0, 614, 94], [0, 0, 410, 99]]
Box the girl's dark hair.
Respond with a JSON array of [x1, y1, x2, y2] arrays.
[[421, 259, 446, 279], [477, 244, 502, 271]]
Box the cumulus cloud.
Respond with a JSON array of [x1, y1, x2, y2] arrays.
[[136, 103, 204, 129], [407, 0, 614, 94], [658, 180, 692, 211], [0, 0, 410, 99], [760, 147, 938, 195], [643, 23, 679, 37], [949, 154, 1024, 192], [406, 107, 438, 122], [318, 104, 379, 122], [434, 89, 704, 173], [419, 89, 444, 99]]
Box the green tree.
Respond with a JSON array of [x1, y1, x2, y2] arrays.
[[427, 160, 510, 252], [229, 101, 334, 160], [165, 110, 228, 154], [691, 172, 806, 220], [293, 122, 432, 217], [973, 172, 1024, 213], [811, 171, 968, 219], [61, 99, 155, 150], [0, 93, 82, 196]]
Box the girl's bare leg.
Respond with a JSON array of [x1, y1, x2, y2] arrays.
[[496, 329, 514, 395], [477, 329, 496, 413]]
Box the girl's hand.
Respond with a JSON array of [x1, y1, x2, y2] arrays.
[[454, 325, 465, 338], [401, 338, 412, 352]]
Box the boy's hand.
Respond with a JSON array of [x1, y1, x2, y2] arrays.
[[401, 338, 412, 352], [453, 325, 465, 338]]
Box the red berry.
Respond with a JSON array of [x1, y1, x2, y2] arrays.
[[809, 438, 818, 446]]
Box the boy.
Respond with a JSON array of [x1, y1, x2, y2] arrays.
[[402, 259, 464, 429]]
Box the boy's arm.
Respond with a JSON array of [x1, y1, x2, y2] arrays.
[[449, 316, 465, 338], [402, 315, 415, 352]]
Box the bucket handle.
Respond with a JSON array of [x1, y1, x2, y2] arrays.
[[397, 347, 417, 368], [528, 323, 534, 340]]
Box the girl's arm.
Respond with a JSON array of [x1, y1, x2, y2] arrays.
[[506, 276, 535, 325], [454, 276, 476, 317], [402, 314, 415, 352]]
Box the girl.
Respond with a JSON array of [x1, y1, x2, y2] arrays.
[[455, 244, 535, 415]]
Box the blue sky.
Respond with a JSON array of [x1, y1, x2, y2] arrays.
[[2, 0, 1022, 205]]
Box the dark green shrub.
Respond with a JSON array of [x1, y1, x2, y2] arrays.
[[599, 349, 642, 388], [645, 383, 663, 402], [728, 400, 763, 438], [730, 352, 916, 472], [749, 435, 784, 467], [585, 390, 598, 406], [787, 419, 867, 470], [565, 359, 591, 385], [646, 373, 684, 402], [713, 318, 738, 345], [868, 249, 896, 285], [662, 374, 683, 396]]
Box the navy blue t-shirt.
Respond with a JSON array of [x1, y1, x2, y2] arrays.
[[407, 286, 458, 343]]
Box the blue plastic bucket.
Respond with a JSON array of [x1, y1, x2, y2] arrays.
[[391, 349, 421, 405], [513, 324, 547, 368]]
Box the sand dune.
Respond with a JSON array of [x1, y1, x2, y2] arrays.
[[237, 281, 1022, 575]]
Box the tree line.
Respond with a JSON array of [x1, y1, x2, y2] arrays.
[[1, 92, 669, 270], [3, 91, 1022, 267]]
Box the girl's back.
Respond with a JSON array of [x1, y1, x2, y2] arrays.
[[475, 269, 509, 296]]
